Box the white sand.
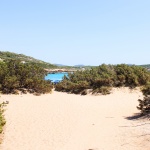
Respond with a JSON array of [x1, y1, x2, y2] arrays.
[[0, 88, 150, 150]]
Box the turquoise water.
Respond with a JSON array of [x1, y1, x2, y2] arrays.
[[45, 72, 68, 83]]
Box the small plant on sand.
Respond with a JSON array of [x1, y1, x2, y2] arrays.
[[137, 97, 150, 116], [0, 103, 6, 133], [137, 85, 150, 117], [92, 86, 112, 95]]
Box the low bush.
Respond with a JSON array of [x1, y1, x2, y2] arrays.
[[0, 103, 6, 133], [137, 84, 150, 117], [140, 84, 150, 96], [137, 97, 150, 116], [0, 60, 53, 94], [92, 86, 112, 95], [55, 64, 150, 95], [55, 80, 89, 94]]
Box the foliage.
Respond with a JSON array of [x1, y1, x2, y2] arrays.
[[137, 84, 150, 116], [137, 96, 150, 116], [0, 103, 6, 133], [0, 60, 53, 94], [140, 84, 150, 96], [0, 51, 57, 69], [92, 86, 112, 95], [55, 64, 150, 95]]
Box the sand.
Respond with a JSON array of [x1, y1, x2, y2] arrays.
[[0, 88, 150, 150]]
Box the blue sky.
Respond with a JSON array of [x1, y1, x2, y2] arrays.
[[0, 0, 150, 66]]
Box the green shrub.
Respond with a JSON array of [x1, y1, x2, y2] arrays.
[[0, 103, 6, 133], [141, 84, 150, 96], [137, 96, 150, 115], [55, 64, 150, 95], [2, 76, 19, 93], [0, 60, 53, 94], [55, 80, 89, 94], [137, 84, 150, 117], [92, 86, 112, 95]]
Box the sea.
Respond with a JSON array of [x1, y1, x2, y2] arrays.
[[45, 72, 68, 83]]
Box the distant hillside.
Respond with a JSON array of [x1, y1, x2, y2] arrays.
[[0, 51, 57, 69], [54, 64, 69, 67], [74, 64, 85, 67]]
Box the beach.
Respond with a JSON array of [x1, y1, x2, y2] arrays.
[[0, 88, 150, 150]]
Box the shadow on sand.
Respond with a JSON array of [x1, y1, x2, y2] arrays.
[[125, 113, 145, 120]]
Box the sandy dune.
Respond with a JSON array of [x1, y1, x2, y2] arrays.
[[0, 88, 150, 150]]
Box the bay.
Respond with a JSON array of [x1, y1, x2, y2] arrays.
[[45, 72, 68, 83]]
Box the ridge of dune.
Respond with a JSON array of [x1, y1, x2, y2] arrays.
[[0, 88, 150, 150]]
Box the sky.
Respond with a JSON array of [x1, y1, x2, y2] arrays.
[[0, 0, 150, 66]]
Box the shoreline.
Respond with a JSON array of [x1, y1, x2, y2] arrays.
[[44, 68, 77, 74], [0, 88, 150, 150]]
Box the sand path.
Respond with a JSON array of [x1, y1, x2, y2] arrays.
[[0, 88, 150, 150]]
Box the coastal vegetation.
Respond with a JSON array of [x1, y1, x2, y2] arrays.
[[56, 64, 150, 117], [55, 64, 150, 95], [0, 103, 6, 134], [0, 51, 57, 69], [0, 51, 149, 118], [137, 85, 150, 117], [0, 51, 88, 72], [0, 60, 53, 94]]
